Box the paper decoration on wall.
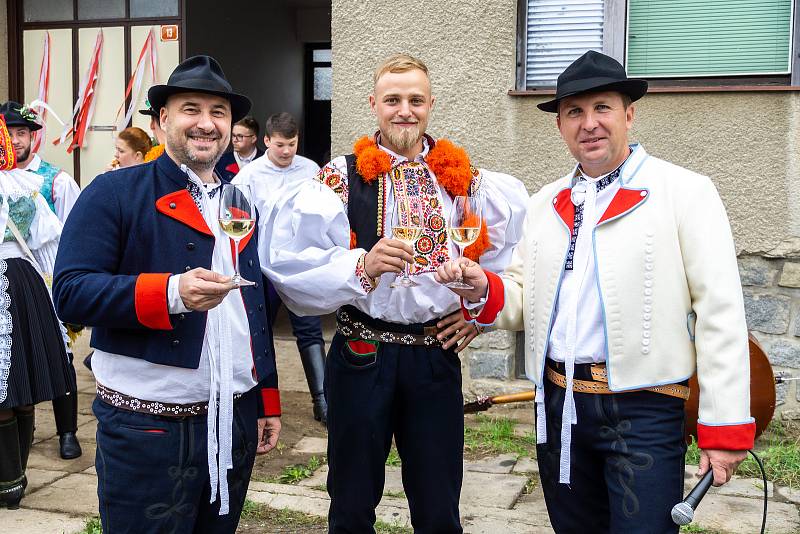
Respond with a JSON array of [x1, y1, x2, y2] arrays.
[[55, 29, 104, 154], [31, 31, 50, 154], [115, 28, 158, 133]]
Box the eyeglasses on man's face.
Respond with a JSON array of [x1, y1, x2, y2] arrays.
[[232, 133, 256, 141]]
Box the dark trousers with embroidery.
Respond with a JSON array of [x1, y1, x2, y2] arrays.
[[325, 313, 464, 534], [93, 387, 258, 534], [537, 361, 686, 534], [265, 277, 325, 351]]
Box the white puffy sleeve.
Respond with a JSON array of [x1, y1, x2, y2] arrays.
[[474, 169, 529, 273], [52, 172, 81, 223], [258, 158, 375, 316]]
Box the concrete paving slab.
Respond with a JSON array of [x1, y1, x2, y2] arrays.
[[0, 508, 87, 534], [776, 485, 800, 505], [461, 471, 527, 510], [77, 391, 97, 415], [512, 456, 538, 474], [27, 437, 96, 474], [33, 410, 95, 445], [23, 473, 98, 516], [293, 436, 328, 455], [83, 465, 97, 475], [24, 468, 69, 494], [465, 453, 517, 474], [298, 464, 329, 488], [513, 423, 534, 438], [692, 493, 799, 534], [714, 476, 773, 499], [461, 515, 552, 534]]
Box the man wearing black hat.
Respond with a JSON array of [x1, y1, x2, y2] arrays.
[[0, 100, 84, 461], [53, 55, 281, 532], [436, 51, 753, 532]]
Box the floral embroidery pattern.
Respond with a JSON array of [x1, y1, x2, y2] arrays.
[[390, 162, 452, 275], [355, 252, 376, 293], [317, 161, 349, 207]]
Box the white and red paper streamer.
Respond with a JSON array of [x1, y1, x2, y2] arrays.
[[115, 28, 158, 133], [31, 31, 50, 154]]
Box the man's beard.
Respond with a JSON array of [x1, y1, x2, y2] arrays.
[[15, 146, 31, 164], [383, 123, 422, 153], [166, 128, 225, 172]]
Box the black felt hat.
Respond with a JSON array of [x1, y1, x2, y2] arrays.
[[138, 100, 158, 118], [0, 101, 43, 131], [537, 51, 648, 113], [147, 55, 251, 122]]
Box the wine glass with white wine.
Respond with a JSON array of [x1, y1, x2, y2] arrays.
[[445, 195, 483, 289], [390, 195, 423, 288], [218, 183, 256, 287]]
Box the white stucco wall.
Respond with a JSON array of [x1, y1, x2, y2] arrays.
[[331, 0, 800, 255]]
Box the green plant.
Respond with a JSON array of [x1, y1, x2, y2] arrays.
[[383, 489, 406, 499], [375, 519, 413, 533], [463, 415, 537, 457], [78, 517, 102, 534], [240, 498, 260, 519], [274, 455, 325, 484], [385, 448, 401, 467]]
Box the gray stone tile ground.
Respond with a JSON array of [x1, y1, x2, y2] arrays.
[[4, 331, 800, 533]]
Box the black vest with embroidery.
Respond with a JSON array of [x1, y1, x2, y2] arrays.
[[345, 153, 382, 252]]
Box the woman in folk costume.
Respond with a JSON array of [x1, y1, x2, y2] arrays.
[[0, 115, 74, 509]]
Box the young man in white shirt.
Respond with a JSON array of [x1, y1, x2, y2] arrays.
[[215, 116, 264, 181], [234, 112, 328, 424]]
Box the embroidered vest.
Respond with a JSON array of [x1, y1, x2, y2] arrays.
[[2, 196, 35, 243], [345, 154, 382, 252], [30, 160, 60, 214]]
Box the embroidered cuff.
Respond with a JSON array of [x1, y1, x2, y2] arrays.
[[697, 420, 756, 451], [134, 273, 173, 330], [461, 270, 504, 326], [356, 252, 378, 293], [260, 388, 281, 417]]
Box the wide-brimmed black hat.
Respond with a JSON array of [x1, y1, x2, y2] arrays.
[[138, 99, 158, 118], [147, 55, 251, 122], [0, 101, 43, 131], [538, 51, 648, 113]]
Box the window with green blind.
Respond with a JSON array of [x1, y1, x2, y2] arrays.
[[627, 0, 793, 77]]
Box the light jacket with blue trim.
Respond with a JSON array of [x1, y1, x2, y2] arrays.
[[52, 154, 281, 417], [494, 144, 755, 450]]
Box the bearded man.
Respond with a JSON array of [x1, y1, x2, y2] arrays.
[[53, 56, 281, 532], [260, 54, 527, 533]]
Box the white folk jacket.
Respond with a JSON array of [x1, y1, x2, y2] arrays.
[[493, 144, 755, 449]]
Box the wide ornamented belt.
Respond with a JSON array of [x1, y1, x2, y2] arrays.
[[336, 308, 442, 347], [96, 382, 243, 418], [545, 363, 690, 400]]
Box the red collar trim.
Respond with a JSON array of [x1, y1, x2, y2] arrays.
[[156, 189, 213, 236]]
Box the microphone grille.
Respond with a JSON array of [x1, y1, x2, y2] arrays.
[[671, 502, 694, 526]]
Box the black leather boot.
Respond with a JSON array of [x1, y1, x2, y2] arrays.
[[0, 417, 24, 509], [299, 344, 327, 425], [54, 393, 82, 459], [16, 411, 34, 490]]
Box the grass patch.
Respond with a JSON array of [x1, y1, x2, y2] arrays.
[[679, 524, 722, 533], [375, 519, 413, 533], [385, 448, 401, 467], [271, 455, 325, 485], [78, 517, 102, 534], [685, 420, 800, 488], [240, 498, 261, 520], [383, 489, 406, 499], [464, 414, 537, 457], [523, 476, 537, 494]]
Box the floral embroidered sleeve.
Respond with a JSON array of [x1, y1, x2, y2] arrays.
[[355, 252, 378, 293], [316, 158, 349, 208]]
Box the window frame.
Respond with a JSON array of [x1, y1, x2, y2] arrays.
[[514, 0, 800, 93]]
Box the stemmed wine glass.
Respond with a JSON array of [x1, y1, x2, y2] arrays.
[[445, 195, 483, 289], [218, 183, 256, 287], [390, 195, 423, 289]]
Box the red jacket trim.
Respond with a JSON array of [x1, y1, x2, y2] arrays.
[[156, 189, 213, 236], [697, 421, 756, 451], [553, 188, 575, 231], [134, 273, 173, 330], [461, 270, 505, 326], [598, 188, 648, 224], [260, 388, 281, 417], [225, 162, 240, 175]]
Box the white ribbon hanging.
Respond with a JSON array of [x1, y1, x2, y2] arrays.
[[31, 32, 50, 154], [115, 29, 158, 133]]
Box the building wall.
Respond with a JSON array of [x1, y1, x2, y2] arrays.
[[330, 0, 798, 255], [0, 0, 8, 102], [331, 0, 800, 416]]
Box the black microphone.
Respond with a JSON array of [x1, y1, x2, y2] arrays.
[[671, 469, 714, 525]]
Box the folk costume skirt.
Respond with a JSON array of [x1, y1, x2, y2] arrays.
[[0, 258, 75, 409]]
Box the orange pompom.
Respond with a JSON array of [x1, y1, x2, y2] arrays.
[[350, 230, 358, 250], [464, 218, 490, 262], [144, 144, 165, 163], [426, 139, 472, 197], [353, 136, 391, 183]]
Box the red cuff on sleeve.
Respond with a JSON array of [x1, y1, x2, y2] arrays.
[[134, 273, 173, 330], [260, 388, 281, 417], [461, 270, 504, 325], [697, 421, 756, 450]]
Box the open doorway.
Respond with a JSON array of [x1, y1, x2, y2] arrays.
[[304, 43, 331, 166]]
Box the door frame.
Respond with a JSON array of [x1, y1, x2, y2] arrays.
[[6, 0, 186, 183]]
